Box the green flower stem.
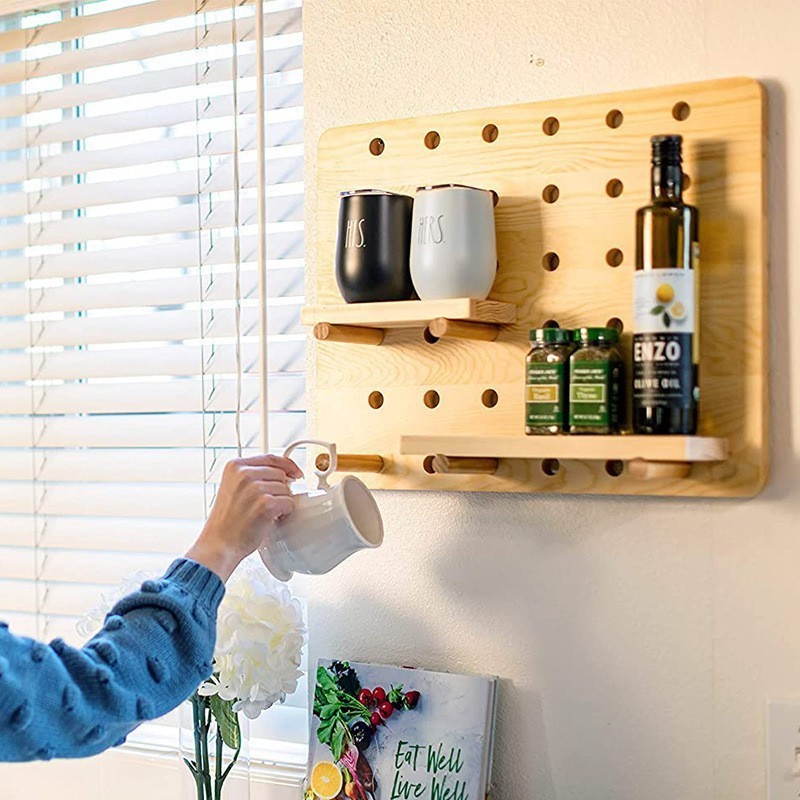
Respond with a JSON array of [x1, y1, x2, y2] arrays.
[[191, 694, 207, 800], [214, 727, 223, 800], [202, 701, 213, 800]]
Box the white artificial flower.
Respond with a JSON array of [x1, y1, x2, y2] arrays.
[[76, 570, 157, 638], [77, 558, 306, 720], [198, 558, 306, 719]]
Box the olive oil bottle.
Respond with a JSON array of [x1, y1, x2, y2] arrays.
[[632, 135, 699, 434]]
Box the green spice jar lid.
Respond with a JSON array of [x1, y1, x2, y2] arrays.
[[573, 326, 620, 344], [530, 327, 572, 344]]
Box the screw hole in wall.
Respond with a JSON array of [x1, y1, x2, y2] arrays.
[[423, 456, 436, 474], [672, 101, 691, 121], [541, 458, 560, 476], [606, 178, 624, 198], [606, 317, 624, 333], [542, 252, 560, 271], [542, 184, 560, 203], [605, 459, 624, 477], [542, 318, 560, 328], [481, 389, 499, 408], [422, 327, 439, 344], [368, 137, 385, 156], [606, 248, 624, 267], [606, 109, 623, 129], [482, 123, 499, 143], [542, 116, 560, 136], [368, 391, 384, 409], [423, 390, 440, 409], [424, 130, 440, 150]]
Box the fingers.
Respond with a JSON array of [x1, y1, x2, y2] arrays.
[[254, 480, 293, 497], [266, 495, 295, 520], [242, 466, 295, 484], [237, 453, 303, 479]]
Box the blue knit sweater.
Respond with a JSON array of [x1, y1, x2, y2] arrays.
[[0, 558, 224, 762]]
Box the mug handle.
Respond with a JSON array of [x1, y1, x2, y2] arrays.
[[282, 439, 337, 490]]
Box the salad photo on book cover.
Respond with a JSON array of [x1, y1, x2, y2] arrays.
[[304, 659, 497, 800]]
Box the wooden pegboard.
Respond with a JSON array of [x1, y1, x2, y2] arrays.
[[309, 77, 768, 497]]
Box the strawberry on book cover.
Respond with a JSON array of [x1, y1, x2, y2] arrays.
[[304, 659, 497, 800]]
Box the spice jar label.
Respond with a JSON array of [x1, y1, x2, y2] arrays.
[[570, 363, 613, 427], [526, 363, 565, 426]]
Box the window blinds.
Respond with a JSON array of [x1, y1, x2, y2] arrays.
[[0, 0, 305, 661]]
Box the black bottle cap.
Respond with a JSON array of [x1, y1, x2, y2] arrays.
[[651, 135, 683, 166]]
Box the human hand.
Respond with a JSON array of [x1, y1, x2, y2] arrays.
[[185, 454, 303, 581]]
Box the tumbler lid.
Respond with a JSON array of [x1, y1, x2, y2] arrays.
[[340, 188, 406, 197]]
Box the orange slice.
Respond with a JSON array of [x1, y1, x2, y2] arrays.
[[311, 761, 344, 800]]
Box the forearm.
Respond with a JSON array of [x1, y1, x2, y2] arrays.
[[0, 559, 224, 762]]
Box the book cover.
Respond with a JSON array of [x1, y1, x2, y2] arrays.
[[305, 659, 497, 800]]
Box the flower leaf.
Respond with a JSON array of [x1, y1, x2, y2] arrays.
[[209, 695, 240, 751], [650, 305, 665, 315], [662, 312, 671, 328]]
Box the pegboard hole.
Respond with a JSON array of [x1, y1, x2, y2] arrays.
[[542, 252, 560, 272], [481, 389, 499, 408], [482, 123, 499, 143], [672, 101, 691, 121], [606, 317, 624, 333], [543, 318, 561, 329], [368, 391, 384, 409], [606, 109, 624, 129], [424, 130, 441, 150], [423, 390, 440, 409], [682, 173, 691, 191], [542, 184, 560, 204], [605, 459, 625, 477], [423, 456, 436, 474], [422, 326, 439, 344], [541, 458, 560, 476], [606, 248, 624, 267], [369, 137, 385, 156], [542, 116, 560, 136], [606, 178, 624, 198]]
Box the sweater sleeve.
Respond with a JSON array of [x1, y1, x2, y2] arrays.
[[0, 558, 224, 762]]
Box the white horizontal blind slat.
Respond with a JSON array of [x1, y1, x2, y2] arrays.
[[0, 0, 308, 729]]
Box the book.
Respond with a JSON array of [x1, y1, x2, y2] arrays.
[[305, 659, 498, 800]]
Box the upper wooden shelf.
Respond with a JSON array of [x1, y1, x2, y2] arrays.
[[301, 298, 517, 329], [399, 434, 729, 463]]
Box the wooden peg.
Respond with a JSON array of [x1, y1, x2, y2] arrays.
[[426, 317, 501, 342], [628, 459, 692, 481], [430, 454, 499, 475], [313, 322, 385, 345], [316, 453, 386, 473]]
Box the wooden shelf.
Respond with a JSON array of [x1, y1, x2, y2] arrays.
[[301, 298, 517, 329], [399, 434, 729, 463]]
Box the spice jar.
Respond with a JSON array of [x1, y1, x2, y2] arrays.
[[568, 327, 624, 434], [525, 328, 574, 435]]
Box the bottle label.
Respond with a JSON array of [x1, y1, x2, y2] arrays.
[[569, 362, 617, 427], [633, 269, 696, 408], [526, 362, 565, 426]]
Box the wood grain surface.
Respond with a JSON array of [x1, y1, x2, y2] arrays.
[[310, 77, 768, 497]]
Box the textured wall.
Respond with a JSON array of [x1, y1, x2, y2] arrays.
[[303, 1, 799, 798]]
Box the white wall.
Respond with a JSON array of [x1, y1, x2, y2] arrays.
[[303, 1, 799, 798]]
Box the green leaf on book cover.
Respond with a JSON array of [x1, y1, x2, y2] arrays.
[[651, 305, 665, 315], [209, 695, 240, 751]]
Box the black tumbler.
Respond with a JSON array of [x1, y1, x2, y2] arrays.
[[335, 189, 414, 303]]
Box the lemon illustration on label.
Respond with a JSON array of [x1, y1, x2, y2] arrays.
[[670, 301, 686, 320], [656, 283, 674, 303]]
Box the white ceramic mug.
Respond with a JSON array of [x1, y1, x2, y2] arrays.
[[258, 439, 384, 581], [410, 183, 498, 300]]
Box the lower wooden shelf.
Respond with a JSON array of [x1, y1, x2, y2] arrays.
[[399, 434, 729, 463]]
